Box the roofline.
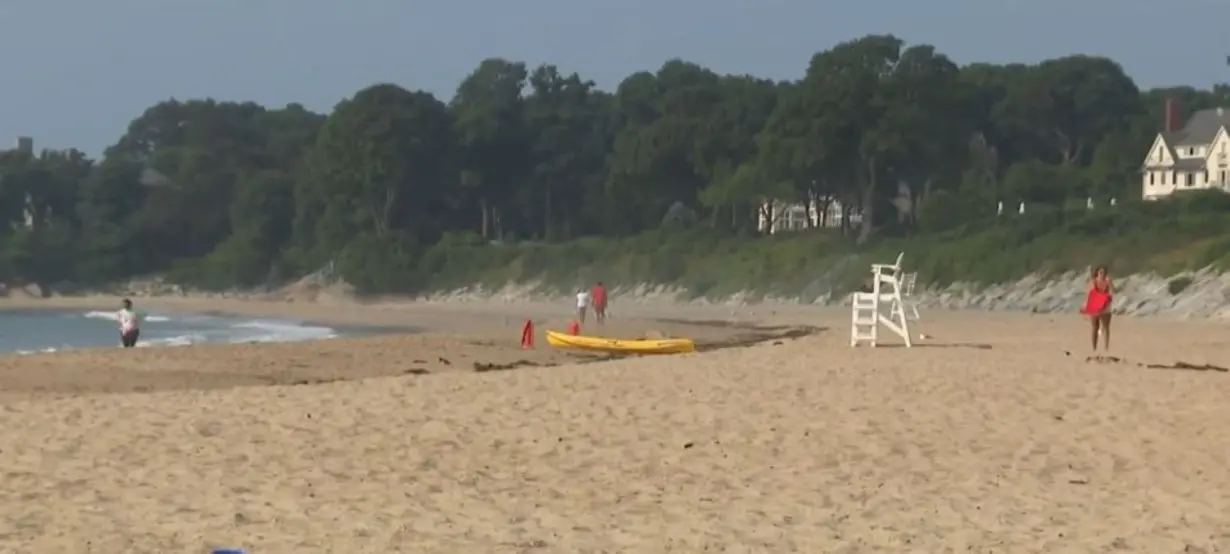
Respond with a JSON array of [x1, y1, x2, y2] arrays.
[[1141, 133, 1175, 170], [1203, 125, 1229, 162]]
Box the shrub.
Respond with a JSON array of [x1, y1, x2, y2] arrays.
[[337, 232, 424, 294], [177, 195, 1230, 298]]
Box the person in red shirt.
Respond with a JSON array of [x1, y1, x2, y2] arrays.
[[1080, 266, 1113, 351], [591, 281, 608, 324]]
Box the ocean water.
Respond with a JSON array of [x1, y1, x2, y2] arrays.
[[0, 308, 353, 355]]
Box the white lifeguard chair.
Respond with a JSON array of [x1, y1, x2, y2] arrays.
[[895, 271, 922, 322], [850, 252, 913, 347]]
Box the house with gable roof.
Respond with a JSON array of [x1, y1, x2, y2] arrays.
[[1142, 99, 1230, 200]]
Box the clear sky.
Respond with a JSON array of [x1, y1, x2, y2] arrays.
[[1, 0, 1226, 155]]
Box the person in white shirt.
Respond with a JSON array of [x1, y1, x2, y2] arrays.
[[117, 298, 141, 348], [575, 290, 590, 324]]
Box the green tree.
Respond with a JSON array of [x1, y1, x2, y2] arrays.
[[185, 170, 297, 288], [450, 58, 531, 240], [0, 33, 1222, 294], [802, 35, 966, 241], [521, 65, 612, 239], [292, 83, 454, 273], [996, 56, 1141, 166], [75, 158, 145, 281], [607, 60, 724, 232]]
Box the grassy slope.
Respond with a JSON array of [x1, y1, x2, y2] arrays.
[[417, 192, 1230, 300]]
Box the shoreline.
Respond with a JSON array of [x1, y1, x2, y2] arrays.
[[7, 258, 1229, 324], [0, 294, 824, 399], [0, 301, 426, 356], [0, 291, 828, 336]]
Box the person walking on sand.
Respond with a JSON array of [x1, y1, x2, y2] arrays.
[[117, 298, 141, 348], [591, 281, 608, 324], [575, 288, 590, 324], [1080, 266, 1113, 351]]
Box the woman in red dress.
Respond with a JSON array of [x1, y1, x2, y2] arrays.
[[1081, 266, 1114, 351]]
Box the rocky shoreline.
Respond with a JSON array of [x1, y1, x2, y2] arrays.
[[8, 269, 1225, 320], [913, 270, 1226, 319], [419, 271, 1228, 319]]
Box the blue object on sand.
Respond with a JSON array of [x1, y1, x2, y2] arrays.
[[212, 550, 246, 554]]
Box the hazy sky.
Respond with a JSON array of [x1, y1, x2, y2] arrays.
[[1, 0, 1226, 155]]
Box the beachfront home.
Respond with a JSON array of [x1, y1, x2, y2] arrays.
[[756, 197, 856, 234], [1141, 100, 1230, 200]]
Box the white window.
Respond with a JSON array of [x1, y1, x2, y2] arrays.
[[1187, 173, 1196, 186]]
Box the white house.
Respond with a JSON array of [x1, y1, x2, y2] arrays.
[[756, 196, 858, 234], [1142, 100, 1230, 200]]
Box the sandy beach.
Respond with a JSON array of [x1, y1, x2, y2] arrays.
[[1, 297, 1229, 553]]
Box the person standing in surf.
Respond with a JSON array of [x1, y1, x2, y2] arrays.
[[117, 298, 141, 348], [1081, 266, 1113, 351]]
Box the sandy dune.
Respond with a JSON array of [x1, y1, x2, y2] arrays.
[[1, 300, 1229, 552]]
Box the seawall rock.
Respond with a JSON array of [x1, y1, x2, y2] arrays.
[[912, 269, 1230, 319]]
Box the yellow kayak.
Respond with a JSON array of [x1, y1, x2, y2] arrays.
[[545, 330, 695, 355]]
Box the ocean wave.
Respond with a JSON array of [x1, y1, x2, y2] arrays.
[[83, 310, 171, 323], [136, 334, 208, 348], [75, 311, 338, 349], [229, 320, 337, 343]]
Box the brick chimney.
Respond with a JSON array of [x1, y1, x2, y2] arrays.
[[1164, 98, 1181, 133]]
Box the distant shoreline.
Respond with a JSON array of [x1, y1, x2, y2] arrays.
[[0, 300, 424, 356], [0, 294, 412, 330]]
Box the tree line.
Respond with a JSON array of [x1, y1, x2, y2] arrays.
[[2, 34, 1227, 293]]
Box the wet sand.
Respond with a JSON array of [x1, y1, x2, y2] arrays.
[[0, 299, 1229, 552]]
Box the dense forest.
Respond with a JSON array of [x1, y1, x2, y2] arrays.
[[2, 34, 1228, 295]]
